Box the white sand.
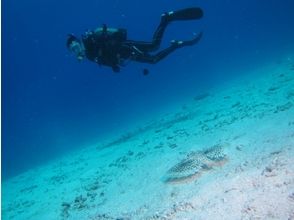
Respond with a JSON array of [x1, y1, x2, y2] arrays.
[[2, 56, 294, 220]]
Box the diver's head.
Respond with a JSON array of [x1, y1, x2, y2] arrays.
[[67, 34, 85, 61]]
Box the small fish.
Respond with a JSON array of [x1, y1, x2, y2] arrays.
[[143, 68, 149, 75]]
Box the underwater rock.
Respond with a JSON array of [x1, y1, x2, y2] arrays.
[[268, 86, 280, 92], [135, 152, 146, 159], [164, 144, 228, 183], [288, 193, 294, 201], [109, 156, 129, 169], [286, 90, 294, 99], [73, 195, 87, 210], [50, 174, 67, 185], [20, 185, 38, 193], [127, 150, 134, 156], [168, 143, 178, 149], [61, 202, 71, 218], [232, 102, 241, 108], [274, 102, 293, 113], [93, 213, 115, 219], [193, 93, 210, 101]]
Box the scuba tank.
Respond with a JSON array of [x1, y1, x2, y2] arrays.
[[81, 24, 127, 71], [94, 24, 127, 42]]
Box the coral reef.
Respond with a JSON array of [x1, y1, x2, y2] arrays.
[[193, 93, 210, 101]]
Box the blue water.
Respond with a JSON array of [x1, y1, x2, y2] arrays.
[[2, 0, 294, 179]]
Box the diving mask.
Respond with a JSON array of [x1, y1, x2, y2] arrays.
[[69, 40, 85, 61]]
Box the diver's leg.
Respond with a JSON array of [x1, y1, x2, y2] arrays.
[[133, 32, 203, 64], [132, 46, 177, 64], [149, 7, 204, 50], [125, 7, 203, 52], [123, 40, 156, 51], [150, 45, 178, 63], [123, 14, 169, 52]]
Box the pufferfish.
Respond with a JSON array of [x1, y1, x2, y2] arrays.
[[164, 144, 228, 183]]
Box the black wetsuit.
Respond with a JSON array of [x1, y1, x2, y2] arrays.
[[81, 7, 203, 72]]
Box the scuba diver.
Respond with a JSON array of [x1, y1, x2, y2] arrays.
[[67, 7, 204, 73]]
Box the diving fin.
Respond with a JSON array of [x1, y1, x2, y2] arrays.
[[171, 32, 203, 48], [164, 7, 203, 22]]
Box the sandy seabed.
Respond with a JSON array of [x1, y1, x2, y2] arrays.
[[2, 56, 294, 220]]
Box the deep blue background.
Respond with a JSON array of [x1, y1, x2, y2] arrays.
[[2, 0, 294, 179]]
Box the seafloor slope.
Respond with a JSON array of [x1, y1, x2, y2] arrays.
[[2, 56, 294, 220]]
